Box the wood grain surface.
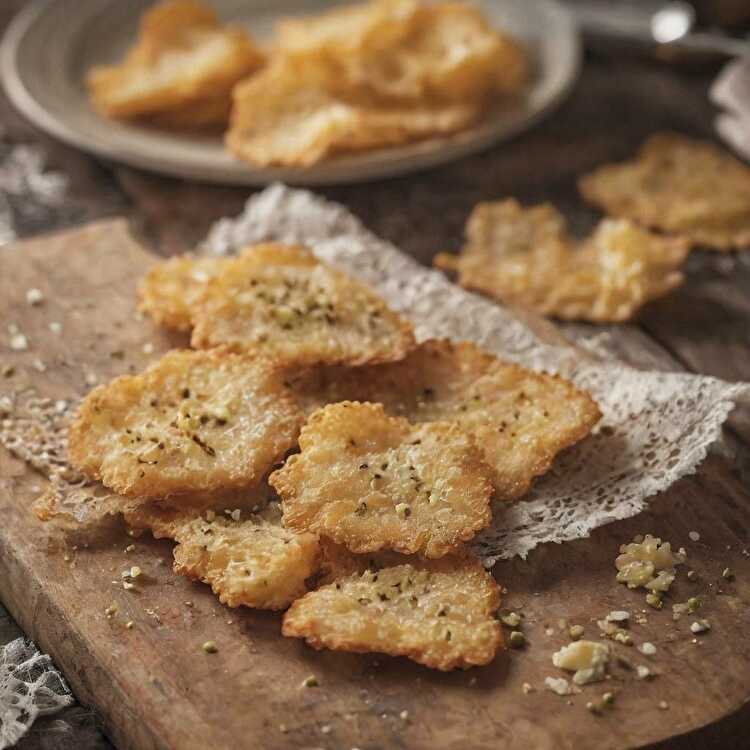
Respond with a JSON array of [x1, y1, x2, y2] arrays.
[[1, 220, 750, 750]]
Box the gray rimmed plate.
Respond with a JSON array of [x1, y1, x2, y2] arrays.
[[1, 0, 581, 186]]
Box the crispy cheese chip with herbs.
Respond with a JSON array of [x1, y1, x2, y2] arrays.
[[125, 502, 320, 610], [579, 133, 750, 251], [225, 56, 480, 167], [191, 243, 415, 366], [86, 0, 264, 121], [68, 349, 303, 499], [291, 340, 600, 500], [270, 401, 493, 558], [283, 552, 503, 670], [435, 199, 690, 323], [138, 255, 228, 332]]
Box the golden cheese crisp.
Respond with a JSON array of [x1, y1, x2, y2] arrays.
[[275, 0, 525, 105], [125, 502, 320, 610], [579, 133, 750, 251], [435, 199, 690, 323], [138, 255, 228, 331], [86, 0, 264, 121], [283, 552, 503, 670], [225, 56, 480, 167], [290, 340, 600, 500], [190, 243, 415, 366], [270, 401, 493, 558], [68, 349, 303, 499]]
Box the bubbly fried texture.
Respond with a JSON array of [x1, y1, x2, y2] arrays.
[[68, 349, 303, 499], [579, 133, 750, 251], [283, 552, 503, 670], [290, 340, 600, 500], [86, 0, 264, 120], [191, 243, 415, 366], [275, 0, 526, 104], [270, 401, 493, 558], [435, 199, 690, 322], [138, 255, 228, 331], [225, 56, 481, 167], [124, 502, 320, 610]]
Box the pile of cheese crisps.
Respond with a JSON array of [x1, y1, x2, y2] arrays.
[[54, 243, 599, 671], [86, 0, 528, 166]]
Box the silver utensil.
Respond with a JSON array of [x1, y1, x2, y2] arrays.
[[572, 1, 750, 58]]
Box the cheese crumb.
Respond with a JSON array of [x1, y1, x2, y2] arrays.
[[544, 676, 577, 696], [302, 675, 319, 688], [201, 640, 218, 653], [9, 333, 28, 351], [639, 642, 657, 656], [688, 531, 700, 542], [500, 612, 522, 627], [49, 321, 62, 334], [142, 342, 155, 355], [552, 641, 609, 685], [25, 288, 44, 305], [636, 665, 652, 680], [606, 610, 630, 623], [615, 534, 684, 593], [399, 710, 409, 721], [690, 619, 711, 634], [508, 631, 525, 648], [568, 624, 584, 640], [658, 700, 669, 710], [521, 682, 534, 694], [230, 509, 241, 522]]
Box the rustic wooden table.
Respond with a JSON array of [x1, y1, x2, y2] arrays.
[[2, 1, 749, 747]]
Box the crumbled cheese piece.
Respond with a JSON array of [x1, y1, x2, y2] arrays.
[[142, 342, 155, 355], [500, 612, 522, 628], [686, 570, 697, 581], [32, 359, 46, 373], [508, 631, 526, 648], [606, 610, 630, 623], [615, 534, 684, 592], [320, 725, 332, 734], [104, 604, 118, 617], [722, 567, 734, 580], [544, 676, 575, 696], [552, 641, 609, 685], [25, 288, 44, 305], [202, 640, 218, 653], [568, 624, 584, 640], [9, 333, 28, 351], [122, 581, 135, 590], [49, 321, 62, 334], [690, 619, 711, 634], [636, 665, 652, 680], [613, 632, 633, 646], [85, 372, 98, 386], [399, 710, 409, 721], [230, 509, 241, 522], [658, 701, 669, 710], [125, 621, 134, 630], [302, 675, 319, 688], [688, 531, 700, 542], [521, 682, 534, 694], [129, 565, 142, 579], [125, 544, 135, 553], [601, 692, 615, 705], [646, 592, 663, 609], [639, 642, 657, 656]]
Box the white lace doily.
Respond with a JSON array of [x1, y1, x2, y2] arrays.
[[205, 184, 750, 565], [0, 638, 72, 750]]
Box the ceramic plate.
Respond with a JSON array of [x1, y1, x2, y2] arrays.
[[1, 0, 580, 185]]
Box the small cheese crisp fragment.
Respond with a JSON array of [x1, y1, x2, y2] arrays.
[[435, 199, 689, 323], [138, 255, 228, 331], [615, 534, 686, 592], [225, 57, 480, 167], [125, 502, 320, 609], [282, 553, 502, 670], [552, 641, 610, 685], [290, 340, 600, 500], [579, 133, 750, 250], [68, 349, 303, 499], [270, 401, 493, 558], [190, 243, 415, 366], [86, 0, 264, 121]]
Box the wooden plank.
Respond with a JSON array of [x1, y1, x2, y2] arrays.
[[2, 220, 750, 750]]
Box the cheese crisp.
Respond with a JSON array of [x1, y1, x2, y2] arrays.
[[579, 133, 750, 250], [190, 243, 415, 366], [86, 0, 264, 121], [283, 553, 503, 670], [270, 401, 493, 558], [435, 199, 690, 322], [124, 502, 320, 610], [225, 57, 480, 167], [290, 340, 600, 500], [276, 0, 526, 104], [138, 255, 227, 331], [68, 349, 303, 499]]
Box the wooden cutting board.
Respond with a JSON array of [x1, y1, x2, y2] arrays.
[[1, 219, 749, 750]]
